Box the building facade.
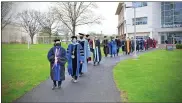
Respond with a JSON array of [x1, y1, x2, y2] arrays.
[[2, 22, 38, 44], [116, 2, 182, 44], [115, 2, 126, 39]]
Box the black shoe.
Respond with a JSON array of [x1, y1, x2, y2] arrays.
[[58, 85, 61, 89], [52, 85, 56, 90], [79, 72, 83, 76], [94, 62, 96, 66]]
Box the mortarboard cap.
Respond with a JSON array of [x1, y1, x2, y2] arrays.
[[54, 39, 60, 43], [86, 34, 90, 37], [79, 33, 85, 36]]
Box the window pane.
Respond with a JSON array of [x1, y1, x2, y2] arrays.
[[164, 10, 172, 16], [161, 2, 164, 6], [161, 18, 164, 25], [165, 2, 171, 5], [132, 2, 147, 8], [174, 22, 182, 24], [165, 16, 172, 22], [170, 3, 174, 9], [174, 15, 181, 22], [174, 2, 182, 10], [132, 17, 147, 25], [165, 4, 171, 10], [174, 9, 180, 15], [161, 5, 164, 11], [143, 2, 147, 6]]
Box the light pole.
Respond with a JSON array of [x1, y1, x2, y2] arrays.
[[125, 5, 137, 58]]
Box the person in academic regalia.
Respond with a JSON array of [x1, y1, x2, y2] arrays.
[[149, 37, 153, 48], [147, 38, 150, 49], [78, 33, 90, 76], [47, 39, 67, 90], [125, 37, 131, 55], [115, 36, 121, 56], [109, 36, 117, 57], [140, 38, 144, 51], [67, 36, 84, 83], [152, 38, 156, 48], [102, 36, 109, 57], [136, 39, 140, 52], [144, 39, 147, 51], [92, 36, 102, 66], [86, 34, 92, 63], [121, 38, 126, 55], [130, 37, 135, 53]]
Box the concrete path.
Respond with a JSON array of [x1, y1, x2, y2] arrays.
[[14, 49, 155, 102]]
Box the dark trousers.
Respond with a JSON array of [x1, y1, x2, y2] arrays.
[[79, 64, 83, 74], [117, 47, 119, 56], [103, 46, 108, 57], [53, 80, 62, 86], [72, 58, 78, 80], [72, 65, 78, 80], [131, 45, 134, 53]]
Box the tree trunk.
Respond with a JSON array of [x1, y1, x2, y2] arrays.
[[30, 35, 34, 44], [72, 25, 75, 36]]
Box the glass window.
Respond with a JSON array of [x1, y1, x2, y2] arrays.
[[132, 2, 147, 8], [164, 10, 172, 16], [164, 2, 171, 5], [161, 35, 165, 44], [161, 5, 164, 11], [161, 17, 164, 25], [174, 2, 182, 10], [164, 16, 172, 22], [132, 17, 147, 25], [161, 2, 164, 6], [169, 3, 174, 9], [143, 2, 147, 6], [174, 9, 180, 15], [165, 4, 171, 10], [174, 15, 181, 22], [174, 22, 182, 25]]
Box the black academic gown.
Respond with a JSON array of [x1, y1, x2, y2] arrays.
[[102, 39, 109, 56]]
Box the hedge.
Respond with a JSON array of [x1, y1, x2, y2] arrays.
[[176, 44, 182, 49]]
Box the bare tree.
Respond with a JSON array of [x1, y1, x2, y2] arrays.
[[35, 9, 58, 44], [17, 10, 42, 44], [1, 2, 14, 30], [52, 2, 102, 36], [57, 24, 71, 44]]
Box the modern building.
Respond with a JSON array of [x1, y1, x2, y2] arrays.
[[115, 2, 182, 44]]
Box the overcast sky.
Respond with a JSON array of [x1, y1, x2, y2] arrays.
[[13, 2, 119, 35]]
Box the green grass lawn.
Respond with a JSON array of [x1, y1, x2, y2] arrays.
[[113, 49, 182, 102], [2, 43, 118, 102], [2, 44, 58, 102]]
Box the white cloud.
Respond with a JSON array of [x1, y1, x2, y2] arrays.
[[13, 2, 119, 35]]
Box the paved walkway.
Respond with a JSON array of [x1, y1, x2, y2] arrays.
[[14, 49, 155, 102]]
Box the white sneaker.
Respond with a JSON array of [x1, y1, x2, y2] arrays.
[[73, 80, 77, 83]]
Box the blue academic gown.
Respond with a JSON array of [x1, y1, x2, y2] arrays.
[[47, 46, 67, 81], [66, 43, 84, 77], [78, 39, 91, 73], [109, 40, 117, 56], [93, 39, 102, 63]]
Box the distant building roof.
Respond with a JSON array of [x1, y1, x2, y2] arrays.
[[115, 2, 124, 15]]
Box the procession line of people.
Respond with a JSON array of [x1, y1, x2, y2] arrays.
[[47, 34, 157, 90]]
